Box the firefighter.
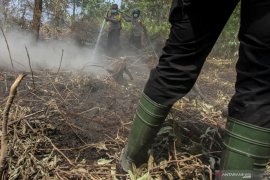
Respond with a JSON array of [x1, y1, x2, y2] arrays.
[[124, 9, 144, 49], [105, 4, 122, 57], [120, 0, 270, 175]]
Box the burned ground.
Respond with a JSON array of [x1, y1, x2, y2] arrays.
[[0, 58, 269, 179]]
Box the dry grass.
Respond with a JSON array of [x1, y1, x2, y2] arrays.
[[0, 58, 269, 180]]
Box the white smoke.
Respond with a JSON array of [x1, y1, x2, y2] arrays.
[[0, 29, 108, 75]]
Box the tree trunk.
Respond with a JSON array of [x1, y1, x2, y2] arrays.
[[20, 6, 27, 28], [0, 0, 9, 26], [72, 0, 76, 23], [32, 0, 42, 41]]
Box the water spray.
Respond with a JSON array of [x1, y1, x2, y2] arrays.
[[93, 19, 106, 56], [92, 1, 112, 57]]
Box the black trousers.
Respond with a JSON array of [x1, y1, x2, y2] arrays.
[[107, 29, 121, 57], [144, 0, 270, 127], [130, 34, 142, 49]]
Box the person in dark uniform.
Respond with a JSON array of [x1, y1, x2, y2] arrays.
[[105, 4, 122, 57], [120, 0, 270, 175], [124, 9, 144, 49]]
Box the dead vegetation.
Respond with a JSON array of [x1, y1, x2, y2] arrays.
[[1, 57, 230, 179], [0, 55, 269, 179], [0, 1, 255, 179]]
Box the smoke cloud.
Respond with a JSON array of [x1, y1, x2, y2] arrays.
[[0, 30, 108, 75]]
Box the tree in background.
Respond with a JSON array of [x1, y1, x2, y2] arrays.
[[32, 0, 42, 40], [69, 0, 81, 24], [124, 0, 240, 59], [0, 0, 11, 27], [0, 0, 240, 58], [123, 0, 171, 36], [43, 0, 68, 27], [211, 3, 240, 59]]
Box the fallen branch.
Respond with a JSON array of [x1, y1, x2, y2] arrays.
[[0, 109, 45, 128], [45, 136, 74, 166], [56, 49, 64, 75], [0, 74, 26, 177], [25, 46, 35, 89]]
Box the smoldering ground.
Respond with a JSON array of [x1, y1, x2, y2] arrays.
[[0, 30, 109, 75]]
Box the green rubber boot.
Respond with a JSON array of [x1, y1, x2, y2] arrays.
[[120, 93, 171, 172], [221, 117, 270, 176]]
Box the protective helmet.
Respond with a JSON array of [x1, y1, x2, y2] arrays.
[[111, 4, 119, 10], [111, 4, 119, 14], [132, 9, 141, 17]]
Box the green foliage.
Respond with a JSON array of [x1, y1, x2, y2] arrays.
[[1, 0, 240, 58], [81, 0, 109, 19], [211, 3, 240, 59], [43, 0, 69, 27], [123, 0, 171, 38], [122, 0, 240, 58]]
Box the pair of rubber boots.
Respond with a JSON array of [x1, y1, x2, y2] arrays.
[[120, 93, 270, 175]]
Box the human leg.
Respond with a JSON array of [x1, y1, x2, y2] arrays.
[[222, 0, 270, 172], [121, 0, 239, 172]]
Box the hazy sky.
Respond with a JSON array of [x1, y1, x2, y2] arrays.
[[107, 0, 122, 6]]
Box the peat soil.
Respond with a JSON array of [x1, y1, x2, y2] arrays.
[[0, 57, 243, 179]]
